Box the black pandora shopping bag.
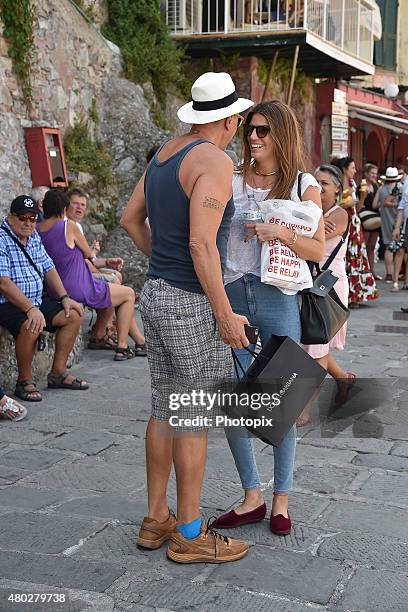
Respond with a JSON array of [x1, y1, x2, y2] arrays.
[[226, 335, 326, 446]]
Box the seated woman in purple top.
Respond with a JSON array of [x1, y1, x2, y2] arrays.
[[38, 189, 142, 361]]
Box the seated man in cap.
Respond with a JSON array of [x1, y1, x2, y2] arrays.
[[0, 195, 88, 401]]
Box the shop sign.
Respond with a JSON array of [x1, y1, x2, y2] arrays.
[[332, 102, 348, 116], [331, 140, 348, 157], [331, 127, 349, 141], [334, 88, 347, 104], [332, 114, 349, 128]]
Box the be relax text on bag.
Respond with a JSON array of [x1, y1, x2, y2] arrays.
[[258, 199, 322, 295]]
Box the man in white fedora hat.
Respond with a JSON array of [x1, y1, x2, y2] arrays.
[[121, 72, 254, 563], [380, 167, 403, 183]]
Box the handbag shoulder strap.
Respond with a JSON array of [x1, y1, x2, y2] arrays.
[[0, 224, 44, 280], [321, 223, 349, 271], [297, 172, 304, 200]]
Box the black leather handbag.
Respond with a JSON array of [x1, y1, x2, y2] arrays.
[[300, 226, 349, 345]]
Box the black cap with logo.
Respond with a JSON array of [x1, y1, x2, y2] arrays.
[[10, 195, 40, 215]]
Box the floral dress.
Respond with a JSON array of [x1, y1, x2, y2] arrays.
[[343, 182, 378, 304]]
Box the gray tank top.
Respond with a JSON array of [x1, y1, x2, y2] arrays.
[[145, 139, 235, 293]]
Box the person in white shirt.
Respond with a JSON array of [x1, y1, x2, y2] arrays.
[[391, 174, 408, 290], [212, 100, 324, 537]]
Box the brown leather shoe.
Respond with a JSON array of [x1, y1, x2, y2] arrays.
[[167, 517, 249, 563], [137, 509, 176, 550]]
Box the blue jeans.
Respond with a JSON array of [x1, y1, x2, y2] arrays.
[[225, 274, 301, 493]]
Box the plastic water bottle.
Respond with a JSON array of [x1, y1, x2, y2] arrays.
[[243, 191, 263, 224]]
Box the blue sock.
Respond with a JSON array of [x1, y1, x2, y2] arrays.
[[177, 517, 201, 540]]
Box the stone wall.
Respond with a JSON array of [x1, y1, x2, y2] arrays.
[[0, 0, 121, 216], [0, 0, 164, 289], [78, 0, 108, 25]]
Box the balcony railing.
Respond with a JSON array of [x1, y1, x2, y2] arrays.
[[165, 0, 376, 64]]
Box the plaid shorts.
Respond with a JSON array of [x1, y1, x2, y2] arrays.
[[140, 278, 232, 431]]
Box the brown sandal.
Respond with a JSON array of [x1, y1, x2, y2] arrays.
[[87, 333, 116, 350], [15, 379, 42, 402], [114, 347, 135, 361], [48, 370, 89, 390]]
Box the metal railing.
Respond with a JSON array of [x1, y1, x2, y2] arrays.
[[165, 0, 375, 63]]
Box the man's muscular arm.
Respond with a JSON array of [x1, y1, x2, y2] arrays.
[[120, 172, 152, 256], [189, 153, 248, 349], [202, 196, 226, 211]]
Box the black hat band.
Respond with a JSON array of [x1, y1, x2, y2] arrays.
[[192, 90, 238, 111]]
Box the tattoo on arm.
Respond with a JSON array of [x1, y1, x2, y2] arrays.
[[202, 196, 226, 212]]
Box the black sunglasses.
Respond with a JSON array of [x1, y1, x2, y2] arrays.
[[243, 124, 271, 139], [13, 213, 38, 223]]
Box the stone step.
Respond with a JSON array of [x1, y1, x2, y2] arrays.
[[375, 324, 408, 335], [393, 311, 408, 321]]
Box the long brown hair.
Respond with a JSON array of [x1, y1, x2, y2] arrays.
[[242, 100, 306, 199]]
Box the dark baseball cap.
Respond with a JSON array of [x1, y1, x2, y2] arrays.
[[10, 195, 40, 215]]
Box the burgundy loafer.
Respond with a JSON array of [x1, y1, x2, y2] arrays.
[[211, 503, 267, 529], [270, 512, 292, 536]]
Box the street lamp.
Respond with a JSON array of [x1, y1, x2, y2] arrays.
[[384, 83, 399, 99]]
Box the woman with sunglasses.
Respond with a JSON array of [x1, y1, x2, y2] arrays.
[[297, 164, 354, 426], [212, 100, 325, 535]]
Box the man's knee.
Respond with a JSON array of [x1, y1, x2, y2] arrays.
[[17, 324, 40, 342], [65, 310, 82, 328], [53, 309, 82, 329]]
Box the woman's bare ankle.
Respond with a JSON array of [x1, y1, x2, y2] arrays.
[[235, 489, 264, 514], [272, 492, 289, 517]]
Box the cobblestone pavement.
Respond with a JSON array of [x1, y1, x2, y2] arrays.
[[0, 274, 408, 612]]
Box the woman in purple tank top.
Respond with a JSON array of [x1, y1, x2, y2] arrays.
[[38, 190, 142, 361]]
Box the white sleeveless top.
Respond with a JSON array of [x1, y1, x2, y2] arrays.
[[224, 171, 321, 285]]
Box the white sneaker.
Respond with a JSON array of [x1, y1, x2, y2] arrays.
[[0, 396, 27, 421], [391, 282, 399, 292]]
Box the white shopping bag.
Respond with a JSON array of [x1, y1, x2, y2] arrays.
[[258, 198, 322, 295]]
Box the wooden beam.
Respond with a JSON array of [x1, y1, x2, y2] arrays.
[[261, 50, 279, 102], [287, 45, 300, 107]]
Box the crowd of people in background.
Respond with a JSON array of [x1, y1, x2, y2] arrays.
[[330, 157, 408, 305]]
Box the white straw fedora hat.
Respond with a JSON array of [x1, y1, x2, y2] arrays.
[[177, 72, 254, 125], [380, 167, 403, 181]]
